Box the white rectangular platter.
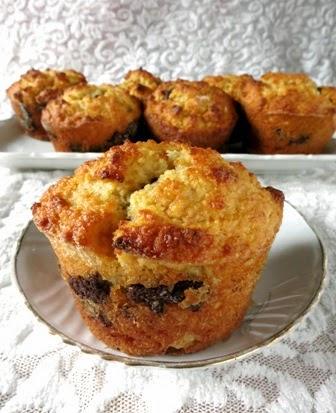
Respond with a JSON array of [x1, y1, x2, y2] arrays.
[[1, 117, 336, 172]]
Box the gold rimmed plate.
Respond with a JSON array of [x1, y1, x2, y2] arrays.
[[11, 202, 326, 369]]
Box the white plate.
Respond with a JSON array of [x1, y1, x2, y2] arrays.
[[1, 117, 336, 171], [12, 203, 326, 369]]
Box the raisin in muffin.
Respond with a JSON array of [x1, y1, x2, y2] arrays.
[[32, 140, 284, 356], [144, 80, 238, 149], [6, 69, 86, 140], [41, 84, 142, 152], [121, 68, 161, 103], [239, 72, 335, 154]]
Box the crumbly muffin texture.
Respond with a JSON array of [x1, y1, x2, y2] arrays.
[[121, 68, 161, 102], [6, 68, 86, 140], [41, 84, 142, 151], [32, 140, 284, 355], [145, 80, 238, 149]]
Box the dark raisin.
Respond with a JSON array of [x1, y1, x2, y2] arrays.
[[68, 273, 111, 304], [171, 280, 203, 303], [125, 280, 204, 314]]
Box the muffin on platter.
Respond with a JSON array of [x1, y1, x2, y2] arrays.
[[41, 83, 142, 152], [6, 68, 86, 140], [32, 140, 284, 356], [121, 68, 161, 103], [203, 74, 255, 150], [144, 80, 238, 149], [239, 72, 335, 154]]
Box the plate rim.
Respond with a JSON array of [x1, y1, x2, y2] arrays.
[[10, 202, 328, 369]]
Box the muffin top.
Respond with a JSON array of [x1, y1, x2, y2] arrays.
[[42, 83, 141, 124], [203, 74, 253, 101], [145, 80, 237, 145], [243, 72, 335, 115], [121, 68, 161, 102], [7, 68, 86, 106], [32, 140, 283, 267]]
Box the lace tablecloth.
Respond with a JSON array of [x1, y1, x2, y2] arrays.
[[1, 0, 336, 411]]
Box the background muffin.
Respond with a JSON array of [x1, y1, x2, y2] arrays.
[[240, 72, 335, 154], [121, 68, 161, 103], [6, 68, 86, 140], [203, 74, 253, 101], [144, 80, 238, 149], [41, 83, 142, 152], [203, 74, 255, 150], [32, 140, 284, 356]]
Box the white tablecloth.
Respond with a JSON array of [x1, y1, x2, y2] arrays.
[[1, 1, 336, 411]]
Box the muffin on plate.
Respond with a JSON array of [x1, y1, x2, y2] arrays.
[[41, 84, 142, 152], [32, 140, 284, 356], [6, 68, 86, 140], [239, 72, 335, 154], [121, 68, 161, 103], [144, 80, 238, 149]]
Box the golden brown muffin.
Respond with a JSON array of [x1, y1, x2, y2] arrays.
[[203, 74, 255, 150], [144, 80, 238, 149], [121, 68, 161, 103], [240, 72, 335, 154], [41, 84, 142, 152], [319, 86, 336, 106], [32, 140, 284, 356], [6, 69, 86, 140], [203, 74, 254, 101]]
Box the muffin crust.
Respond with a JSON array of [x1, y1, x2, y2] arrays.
[[6, 68, 86, 140], [240, 72, 335, 154], [121, 68, 161, 102], [144, 80, 238, 149], [41, 84, 142, 151]]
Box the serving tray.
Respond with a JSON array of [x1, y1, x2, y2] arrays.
[[1, 117, 336, 171]]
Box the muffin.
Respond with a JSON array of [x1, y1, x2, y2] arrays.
[[144, 80, 238, 149], [203, 74, 253, 101], [239, 72, 335, 154], [41, 84, 142, 152], [121, 68, 161, 103], [32, 140, 284, 356], [6, 68, 86, 140], [203, 74, 255, 150], [319, 86, 336, 106]]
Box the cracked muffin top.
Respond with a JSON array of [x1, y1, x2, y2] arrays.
[[32, 140, 283, 268], [242, 72, 335, 116], [7, 68, 86, 107], [144, 80, 238, 148], [121, 68, 161, 102], [42, 83, 141, 122]]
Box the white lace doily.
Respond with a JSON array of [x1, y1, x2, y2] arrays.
[[1, 0, 336, 412]]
